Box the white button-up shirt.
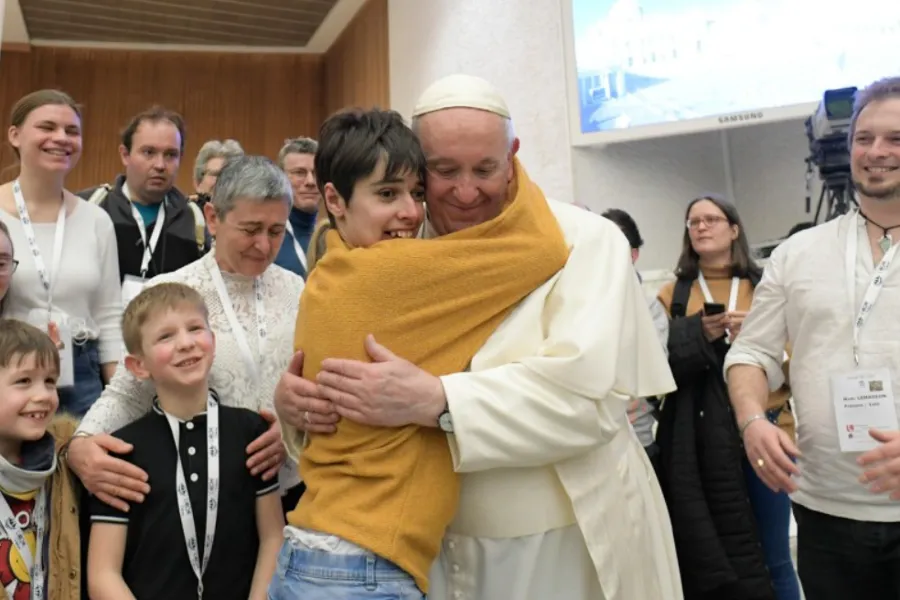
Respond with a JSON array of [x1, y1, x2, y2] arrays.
[[725, 212, 900, 523]]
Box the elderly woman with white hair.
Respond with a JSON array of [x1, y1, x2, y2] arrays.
[[67, 155, 305, 512], [191, 138, 245, 206]]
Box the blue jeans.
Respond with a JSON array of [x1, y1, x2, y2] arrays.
[[58, 339, 103, 418], [267, 541, 424, 600], [743, 457, 801, 600]]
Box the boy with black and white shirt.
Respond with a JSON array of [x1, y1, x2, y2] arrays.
[[87, 283, 283, 599]]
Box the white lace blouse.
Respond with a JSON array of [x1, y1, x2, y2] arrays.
[[77, 251, 305, 487]]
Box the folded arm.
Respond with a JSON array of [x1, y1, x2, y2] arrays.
[[725, 247, 791, 419]]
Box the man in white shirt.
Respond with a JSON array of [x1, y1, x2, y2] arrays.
[[275, 74, 682, 600], [725, 76, 900, 600]]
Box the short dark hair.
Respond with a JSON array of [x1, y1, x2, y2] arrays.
[[850, 76, 900, 141], [0, 319, 60, 376], [121, 106, 186, 155], [675, 194, 762, 282], [601, 208, 643, 249], [314, 107, 426, 224]]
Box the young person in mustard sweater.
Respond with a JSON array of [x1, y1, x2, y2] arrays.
[[271, 108, 569, 598], [655, 195, 800, 600]]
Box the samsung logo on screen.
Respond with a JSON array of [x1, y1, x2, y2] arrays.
[[718, 112, 764, 124]]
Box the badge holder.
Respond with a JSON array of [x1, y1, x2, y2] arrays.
[[121, 275, 146, 308], [831, 368, 899, 452], [28, 309, 75, 389]]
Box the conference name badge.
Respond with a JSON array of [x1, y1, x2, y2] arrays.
[[831, 368, 899, 452], [121, 275, 146, 309]]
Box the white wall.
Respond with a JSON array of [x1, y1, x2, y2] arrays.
[[388, 0, 824, 274], [388, 0, 575, 204], [574, 120, 823, 272]]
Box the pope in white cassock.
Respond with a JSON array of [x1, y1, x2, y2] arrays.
[[281, 74, 683, 600]]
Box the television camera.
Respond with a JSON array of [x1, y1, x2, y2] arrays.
[[804, 87, 858, 222]]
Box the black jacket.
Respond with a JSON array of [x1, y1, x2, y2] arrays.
[[656, 296, 775, 600], [78, 176, 210, 283]]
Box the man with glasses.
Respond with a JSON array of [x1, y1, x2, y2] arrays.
[[275, 137, 319, 279]]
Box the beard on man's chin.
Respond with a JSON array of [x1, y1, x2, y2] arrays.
[[854, 180, 900, 201]]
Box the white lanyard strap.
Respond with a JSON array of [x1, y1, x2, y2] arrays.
[[697, 273, 740, 344], [697, 273, 740, 312], [284, 220, 309, 272], [0, 488, 47, 600], [13, 180, 65, 310], [165, 394, 220, 600], [130, 201, 165, 277], [208, 262, 267, 383], [847, 213, 899, 365]]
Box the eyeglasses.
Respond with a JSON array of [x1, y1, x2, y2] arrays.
[[686, 216, 728, 230], [0, 259, 18, 276]]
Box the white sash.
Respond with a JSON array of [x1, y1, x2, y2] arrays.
[[0, 488, 47, 600], [208, 262, 267, 384], [284, 220, 309, 273], [163, 393, 220, 599], [846, 212, 899, 365], [130, 201, 165, 277], [12, 180, 65, 315]]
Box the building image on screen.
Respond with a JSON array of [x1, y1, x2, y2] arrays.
[[572, 0, 900, 136]]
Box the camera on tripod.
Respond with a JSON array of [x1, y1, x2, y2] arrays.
[[805, 86, 858, 222]]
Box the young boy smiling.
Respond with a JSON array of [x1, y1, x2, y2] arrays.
[[0, 319, 82, 600], [87, 283, 284, 600]]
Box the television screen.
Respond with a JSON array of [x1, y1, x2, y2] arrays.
[[562, 0, 900, 145]]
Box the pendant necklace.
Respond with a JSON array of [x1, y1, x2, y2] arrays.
[[858, 210, 900, 255]]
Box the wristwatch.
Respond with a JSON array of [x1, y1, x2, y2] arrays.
[[438, 404, 454, 433]]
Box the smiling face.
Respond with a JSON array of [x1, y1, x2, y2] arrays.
[[416, 108, 517, 236], [7, 103, 82, 175], [125, 304, 215, 392], [0, 228, 14, 303], [324, 156, 425, 248], [283, 152, 320, 213], [0, 352, 59, 457], [851, 97, 900, 202]]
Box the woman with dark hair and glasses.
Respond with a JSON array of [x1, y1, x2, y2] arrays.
[[654, 195, 800, 600], [0, 220, 17, 313]]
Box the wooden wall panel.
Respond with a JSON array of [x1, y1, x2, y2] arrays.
[[0, 47, 325, 192], [322, 0, 389, 118]]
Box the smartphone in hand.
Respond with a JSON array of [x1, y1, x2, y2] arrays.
[[703, 302, 726, 316]]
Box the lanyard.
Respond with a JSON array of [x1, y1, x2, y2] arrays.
[[130, 201, 165, 277], [284, 221, 309, 272], [164, 393, 220, 599], [208, 261, 267, 384], [13, 180, 65, 313], [846, 213, 899, 365], [0, 487, 47, 600], [697, 273, 740, 312], [697, 273, 740, 343]]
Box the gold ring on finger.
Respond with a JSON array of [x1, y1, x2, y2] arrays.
[[756, 458, 765, 468]]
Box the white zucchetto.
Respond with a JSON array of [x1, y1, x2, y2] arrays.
[[411, 74, 511, 119]]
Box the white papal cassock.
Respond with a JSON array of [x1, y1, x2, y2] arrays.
[[427, 200, 682, 600]]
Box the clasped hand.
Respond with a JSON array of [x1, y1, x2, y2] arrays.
[[701, 310, 747, 342]]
